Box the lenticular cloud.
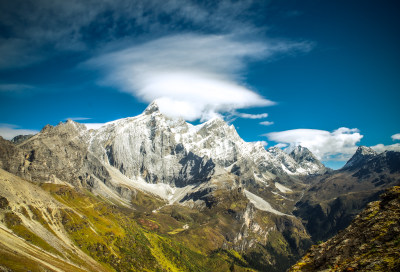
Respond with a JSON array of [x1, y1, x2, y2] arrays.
[[86, 34, 310, 121]]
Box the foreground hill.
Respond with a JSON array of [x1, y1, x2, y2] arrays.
[[289, 186, 400, 271]]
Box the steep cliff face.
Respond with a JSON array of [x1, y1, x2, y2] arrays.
[[289, 186, 400, 272]]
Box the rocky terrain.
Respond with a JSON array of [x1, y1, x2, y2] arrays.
[[0, 101, 399, 271], [289, 186, 400, 271], [294, 146, 400, 242]]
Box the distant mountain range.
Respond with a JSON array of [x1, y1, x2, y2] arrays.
[[0, 101, 399, 272]]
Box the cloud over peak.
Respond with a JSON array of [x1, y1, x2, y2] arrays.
[[86, 33, 311, 121], [265, 127, 363, 161]]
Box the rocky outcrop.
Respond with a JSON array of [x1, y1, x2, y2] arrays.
[[0, 121, 112, 189], [289, 186, 400, 272], [0, 136, 24, 174]]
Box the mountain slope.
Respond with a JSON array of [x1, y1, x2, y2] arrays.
[[294, 146, 400, 242], [289, 186, 400, 272], [0, 168, 108, 272], [0, 168, 261, 271]]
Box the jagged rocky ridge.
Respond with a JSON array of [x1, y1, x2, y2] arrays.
[[289, 186, 400, 271]]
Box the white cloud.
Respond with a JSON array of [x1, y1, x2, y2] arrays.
[[265, 127, 363, 161], [235, 112, 269, 119], [86, 33, 311, 121], [65, 117, 92, 121], [260, 120, 274, 126], [82, 123, 106, 130], [0, 124, 39, 140], [370, 143, 400, 153], [274, 143, 288, 149], [391, 133, 400, 141], [369, 133, 400, 153], [254, 140, 268, 147]]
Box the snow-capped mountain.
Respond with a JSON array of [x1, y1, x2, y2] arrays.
[[0, 100, 327, 211], [288, 145, 327, 175], [79, 101, 326, 202], [342, 146, 378, 170]]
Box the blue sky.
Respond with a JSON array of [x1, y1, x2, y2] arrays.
[[0, 0, 399, 169]]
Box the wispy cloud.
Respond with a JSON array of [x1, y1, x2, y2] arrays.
[[260, 120, 274, 126], [235, 112, 270, 119], [0, 84, 35, 92], [0, 124, 39, 140], [0, 0, 270, 69], [265, 127, 363, 161], [86, 34, 311, 121], [65, 117, 92, 121]]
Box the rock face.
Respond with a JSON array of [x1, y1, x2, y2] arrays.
[[0, 136, 24, 174], [289, 186, 400, 272]]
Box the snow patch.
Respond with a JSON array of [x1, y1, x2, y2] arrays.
[[244, 190, 290, 216], [106, 165, 193, 204], [274, 182, 292, 193]]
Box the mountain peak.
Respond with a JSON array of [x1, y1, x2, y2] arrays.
[[144, 101, 160, 115], [343, 145, 377, 170], [204, 116, 225, 125], [288, 145, 316, 160], [356, 145, 377, 156]]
